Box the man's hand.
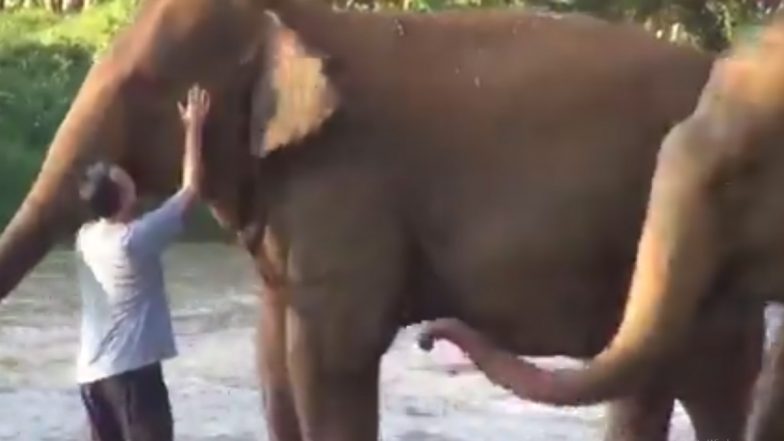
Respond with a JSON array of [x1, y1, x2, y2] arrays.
[[178, 84, 211, 193], [178, 85, 211, 131]]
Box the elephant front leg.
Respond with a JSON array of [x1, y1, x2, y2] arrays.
[[747, 322, 784, 441], [257, 285, 302, 441], [285, 305, 387, 441], [282, 270, 401, 441]]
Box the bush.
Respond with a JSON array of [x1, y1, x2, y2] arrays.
[[0, 37, 93, 231]]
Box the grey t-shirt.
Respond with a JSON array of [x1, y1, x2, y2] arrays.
[[75, 190, 189, 384]]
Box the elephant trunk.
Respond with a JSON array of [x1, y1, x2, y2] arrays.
[[0, 170, 79, 300], [426, 120, 721, 406], [0, 61, 124, 301]]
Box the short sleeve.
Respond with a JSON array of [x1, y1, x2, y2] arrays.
[[124, 189, 191, 257]]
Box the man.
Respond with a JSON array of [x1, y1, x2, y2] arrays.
[[74, 85, 210, 441]]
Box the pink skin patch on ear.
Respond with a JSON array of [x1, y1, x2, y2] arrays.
[[275, 29, 300, 63]]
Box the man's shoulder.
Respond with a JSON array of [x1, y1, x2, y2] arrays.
[[123, 191, 190, 252], [75, 221, 96, 247], [77, 220, 132, 251]]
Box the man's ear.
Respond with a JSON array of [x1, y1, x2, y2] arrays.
[[249, 12, 340, 158]]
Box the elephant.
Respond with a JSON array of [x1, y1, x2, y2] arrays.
[[416, 13, 784, 441], [0, 0, 767, 440]]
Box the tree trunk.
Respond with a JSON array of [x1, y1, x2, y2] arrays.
[[63, 0, 82, 12], [46, 0, 62, 13]]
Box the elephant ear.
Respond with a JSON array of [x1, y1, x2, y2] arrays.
[[249, 13, 340, 157]]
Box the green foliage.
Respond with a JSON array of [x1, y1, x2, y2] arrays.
[[0, 1, 228, 240], [0, 11, 96, 229]]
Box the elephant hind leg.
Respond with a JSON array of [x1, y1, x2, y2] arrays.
[[603, 383, 674, 441]]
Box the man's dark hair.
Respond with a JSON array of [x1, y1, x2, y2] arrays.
[[79, 162, 122, 219]]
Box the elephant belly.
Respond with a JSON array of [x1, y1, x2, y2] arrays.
[[407, 142, 649, 357], [440, 258, 632, 358], [413, 197, 641, 358]]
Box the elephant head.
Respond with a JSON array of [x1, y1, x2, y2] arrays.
[[0, 0, 340, 299], [422, 14, 784, 407]]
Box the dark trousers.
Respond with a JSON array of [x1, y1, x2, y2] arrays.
[[79, 363, 173, 441]]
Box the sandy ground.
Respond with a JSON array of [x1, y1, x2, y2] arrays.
[[0, 244, 779, 441]]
